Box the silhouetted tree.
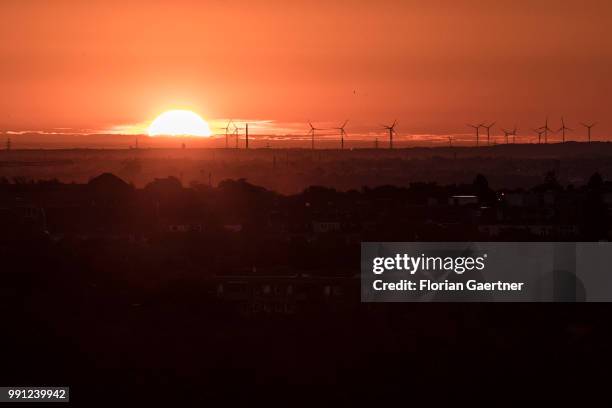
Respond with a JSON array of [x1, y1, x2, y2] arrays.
[[587, 172, 603, 191], [473, 174, 489, 191], [473, 174, 494, 202], [144, 176, 183, 196], [532, 170, 563, 193]]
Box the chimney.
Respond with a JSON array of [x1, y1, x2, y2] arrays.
[[245, 123, 249, 149]]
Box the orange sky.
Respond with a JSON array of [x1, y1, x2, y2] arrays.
[[1, 0, 611, 143]]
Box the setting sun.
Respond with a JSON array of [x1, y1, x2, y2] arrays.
[[148, 110, 212, 137]]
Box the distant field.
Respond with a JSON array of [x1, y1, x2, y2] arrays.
[[1, 142, 612, 193]]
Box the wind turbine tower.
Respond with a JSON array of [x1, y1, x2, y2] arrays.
[[233, 122, 243, 149], [557, 117, 572, 143], [482, 122, 496, 145], [533, 128, 544, 144], [383, 120, 397, 149], [539, 117, 553, 144], [223, 120, 233, 148], [333, 120, 348, 150], [467, 123, 484, 146], [501, 128, 513, 144], [581, 122, 596, 143], [308, 121, 323, 150]]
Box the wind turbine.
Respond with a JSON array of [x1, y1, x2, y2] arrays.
[[383, 120, 397, 149], [557, 117, 572, 143], [501, 128, 513, 144], [481, 122, 496, 145], [333, 120, 348, 150], [580, 122, 596, 142], [538, 117, 553, 144], [448, 136, 453, 147], [233, 122, 244, 149], [308, 121, 323, 150], [223, 120, 233, 148], [512, 126, 518, 144], [467, 123, 484, 146], [533, 128, 544, 144]]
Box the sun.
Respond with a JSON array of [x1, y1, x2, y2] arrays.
[[148, 110, 212, 137]]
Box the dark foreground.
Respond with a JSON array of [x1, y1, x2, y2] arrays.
[[3, 257, 608, 405], [2, 169, 612, 404]]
